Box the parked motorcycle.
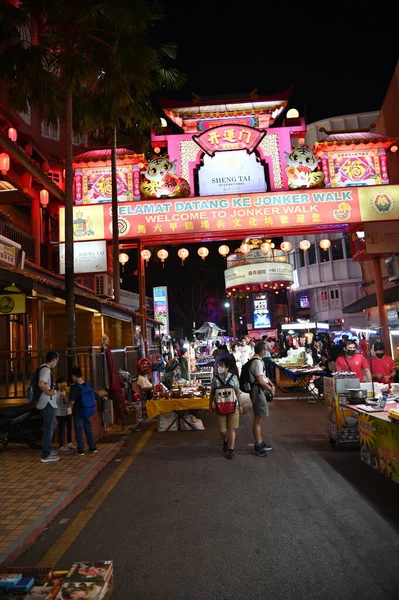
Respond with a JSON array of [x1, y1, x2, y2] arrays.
[[0, 403, 43, 452]]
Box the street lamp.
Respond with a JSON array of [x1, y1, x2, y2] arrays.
[[224, 301, 231, 336]]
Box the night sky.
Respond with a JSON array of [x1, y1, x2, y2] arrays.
[[124, 2, 398, 336]]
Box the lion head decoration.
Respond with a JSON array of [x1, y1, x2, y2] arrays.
[[140, 155, 191, 199], [285, 146, 325, 190]]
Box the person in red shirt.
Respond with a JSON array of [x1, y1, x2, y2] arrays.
[[336, 341, 372, 382], [370, 342, 396, 385], [359, 334, 369, 357]]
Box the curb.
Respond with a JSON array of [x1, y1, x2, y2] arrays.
[[1, 440, 125, 567]]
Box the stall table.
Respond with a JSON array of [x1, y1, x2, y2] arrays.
[[268, 359, 326, 403], [146, 396, 210, 431], [341, 401, 399, 483]]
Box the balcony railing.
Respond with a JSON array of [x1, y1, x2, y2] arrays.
[[0, 221, 36, 261]]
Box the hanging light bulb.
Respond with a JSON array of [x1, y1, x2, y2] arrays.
[[218, 244, 230, 258], [319, 238, 331, 251], [118, 252, 129, 272], [157, 248, 168, 268], [198, 247, 209, 261], [8, 127, 17, 142], [280, 241, 292, 253], [260, 242, 271, 254], [141, 249, 151, 266], [178, 248, 189, 265], [240, 242, 251, 255], [299, 240, 311, 252]]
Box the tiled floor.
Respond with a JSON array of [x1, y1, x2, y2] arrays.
[[0, 439, 124, 565]]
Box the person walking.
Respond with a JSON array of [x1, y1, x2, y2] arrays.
[[55, 376, 75, 452], [69, 366, 97, 456], [209, 357, 243, 460], [37, 351, 60, 463], [248, 341, 275, 457]]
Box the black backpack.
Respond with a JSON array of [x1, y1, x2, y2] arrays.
[[27, 364, 52, 403], [239, 357, 259, 393]]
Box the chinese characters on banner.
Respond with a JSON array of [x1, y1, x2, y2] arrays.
[[358, 413, 399, 484], [153, 286, 169, 336], [193, 124, 266, 156]]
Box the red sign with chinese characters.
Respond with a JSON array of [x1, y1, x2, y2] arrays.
[[192, 125, 266, 157]]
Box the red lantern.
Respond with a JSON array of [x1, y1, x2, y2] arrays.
[[21, 172, 32, 191], [24, 144, 32, 157], [0, 153, 10, 174], [39, 189, 49, 207], [8, 127, 17, 142], [42, 161, 50, 174]]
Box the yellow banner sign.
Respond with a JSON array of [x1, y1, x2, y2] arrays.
[[0, 294, 26, 315]]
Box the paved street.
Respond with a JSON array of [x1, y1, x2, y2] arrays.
[[15, 400, 399, 600]]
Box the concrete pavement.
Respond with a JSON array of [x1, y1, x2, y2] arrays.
[[12, 400, 399, 600]]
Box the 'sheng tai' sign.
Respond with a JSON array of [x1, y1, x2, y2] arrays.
[[58, 186, 399, 242]]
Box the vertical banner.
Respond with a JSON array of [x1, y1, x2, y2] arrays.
[[153, 286, 169, 336]]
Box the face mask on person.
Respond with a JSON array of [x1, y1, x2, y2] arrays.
[[241, 341, 246, 346], [50, 360, 58, 369], [375, 352, 384, 358], [346, 349, 356, 356], [217, 366, 226, 375]]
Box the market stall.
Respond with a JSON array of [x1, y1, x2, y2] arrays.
[[268, 352, 327, 402], [279, 321, 331, 358], [145, 385, 210, 431]]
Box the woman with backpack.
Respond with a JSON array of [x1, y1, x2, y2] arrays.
[[209, 357, 243, 460]]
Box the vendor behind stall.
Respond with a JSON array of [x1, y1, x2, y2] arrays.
[[370, 342, 396, 386], [336, 341, 372, 382]]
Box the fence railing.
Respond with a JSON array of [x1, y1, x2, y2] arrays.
[[0, 221, 36, 261], [0, 345, 156, 400]]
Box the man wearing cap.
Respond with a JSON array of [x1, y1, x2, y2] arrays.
[[370, 342, 396, 386]]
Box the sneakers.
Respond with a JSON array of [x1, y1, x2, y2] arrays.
[[254, 444, 268, 457], [60, 445, 71, 452], [226, 449, 235, 460], [89, 448, 98, 453], [223, 440, 228, 454], [75, 450, 85, 456], [261, 441, 273, 451], [41, 454, 60, 463], [68, 442, 76, 450], [50, 449, 59, 456]]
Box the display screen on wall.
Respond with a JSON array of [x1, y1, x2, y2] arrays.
[[153, 286, 169, 336], [252, 294, 271, 329], [329, 150, 381, 187], [59, 240, 107, 274], [197, 150, 267, 196], [75, 166, 134, 204]]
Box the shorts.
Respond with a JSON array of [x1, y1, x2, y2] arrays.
[[250, 386, 269, 418], [216, 407, 239, 431]]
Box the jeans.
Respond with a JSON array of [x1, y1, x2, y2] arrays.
[[73, 411, 97, 453], [40, 402, 57, 459], [57, 414, 73, 447]]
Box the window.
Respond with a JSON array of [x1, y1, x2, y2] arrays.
[[319, 245, 330, 262], [330, 288, 340, 308], [308, 244, 316, 265], [298, 249, 305, 268], [41, 121, 60, 141], [344, 235, 352, 258], [47, 170, 61, 185], [320, 289, 328, 309], [332, 239, 344, 260], [72, 132, 88, 146]]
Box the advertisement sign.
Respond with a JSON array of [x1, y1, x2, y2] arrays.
[[197, 117, 258, 131], [59, 240, 107, 275], [0, 235, 19, 267], [248, 328, 277, 339], [365, 221, 399, 255], [252, 294, 271, 329], [225, 263, 293, 289], [153, 286, 169, 336], [58, 185, 388, 242], [329, 149, 381, 187], [0, 294, 26, 315], [198, 150, 267, 196], [75, 166, 134, 205], [358, 413, 399, 484], [193, 124, 266, 157]]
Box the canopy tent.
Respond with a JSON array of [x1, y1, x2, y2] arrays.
[[194, 322, 225, 335]]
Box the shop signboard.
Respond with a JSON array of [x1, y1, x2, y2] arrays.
[[197, 150, 267, 196], [192, 124, 266, 157], [358, 413, 399, 484], [0, 234, 19, 267], [365, 221, 399, 255], [225, 263, 293, 289], [328, 149, 381, 187], [247, 328, 277, 339], [252, 293, 271, 329], [59, 240, 107, 275], [153, 286, 169, 336], [0, 293, 26, 315], [74, 166, 134, 204], [59, 185, 399, 243]]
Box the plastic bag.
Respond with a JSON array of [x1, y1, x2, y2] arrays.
[[157, 412, 178, 432], [240, 392, 253, 415], [179, 414, 205, 431]]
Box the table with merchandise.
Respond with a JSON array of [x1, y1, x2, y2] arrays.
[[267, 358, 326, 402], [146, 387, 210, 431]]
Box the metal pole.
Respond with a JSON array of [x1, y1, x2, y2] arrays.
[[231, 296, 236, 340], [373, 257, 390, 352], [138, 240, 148, 357]]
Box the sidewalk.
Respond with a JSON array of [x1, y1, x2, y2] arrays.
[[0, 432, 125, 566]]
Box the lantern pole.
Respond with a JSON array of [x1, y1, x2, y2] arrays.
[[138, 239, 148, 357]]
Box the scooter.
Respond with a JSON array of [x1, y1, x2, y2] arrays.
[[0, 403, 43, 452]]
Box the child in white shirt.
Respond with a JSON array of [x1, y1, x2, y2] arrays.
[[56, 377, 75, 451]]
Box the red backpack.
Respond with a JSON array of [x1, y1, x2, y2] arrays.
[[214, 374, 237, 415]]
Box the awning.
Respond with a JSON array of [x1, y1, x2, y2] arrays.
[[343, 285, 399, 313]]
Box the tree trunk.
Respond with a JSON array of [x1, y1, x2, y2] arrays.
[[111, 128, 122, 348], [65, 90, 76, 353]]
